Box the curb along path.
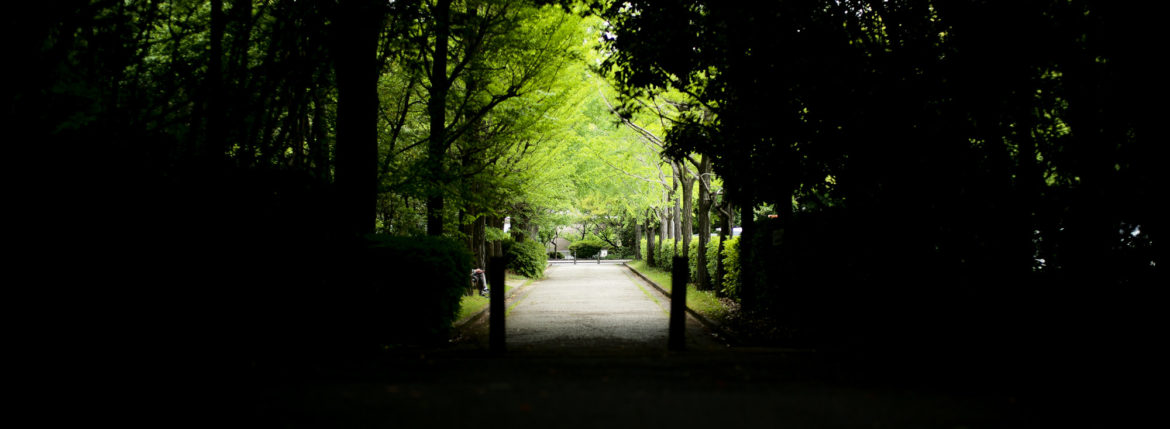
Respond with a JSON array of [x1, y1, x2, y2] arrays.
[[621, 263, 738, 346], [461, 263, 722, 352]]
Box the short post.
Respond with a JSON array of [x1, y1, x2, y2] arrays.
[[669, 256, 687, 351], [597, 254, 600, 264], [489, 256, 506, 353]]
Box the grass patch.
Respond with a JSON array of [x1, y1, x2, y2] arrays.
[[687, 286, 728, 321], [626, 260, 673, 292], [454, 274, 531, 324], [625, 260, 730, 323], [456, 294, 489, 322]]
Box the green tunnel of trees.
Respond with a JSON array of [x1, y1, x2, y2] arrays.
[[14, 1, 1164, 383]]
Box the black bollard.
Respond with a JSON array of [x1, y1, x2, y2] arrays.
[[669, 256, 687, 351], [489, 256, 506, 353]]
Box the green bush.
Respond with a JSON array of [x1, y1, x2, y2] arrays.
[[683, 235, 723, 288], [364, 234, 471, 345], [505, 239, 547, 278], [569, 239, 609, 259], [721, 236, 741, 299], [706, 235, 722, 284], [653, 238, 677, 271]]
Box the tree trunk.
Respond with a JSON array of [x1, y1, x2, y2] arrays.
[[659, 207, 668, 247], [489, 216, 504, 257], [695, 155, 712, 291], [739, 198, 755, 312], [680, 163, 694, 260], [310, 86, 330, 182], [473, 214, 487, 269], [206, 0, 225, 166], [634, 222, 642, 260], [674, 196, 682, 253], [715, 200, 731, 297], [333, 0, 382, 238], [425, 0, 451, 236], [646, 214, 656, 268]]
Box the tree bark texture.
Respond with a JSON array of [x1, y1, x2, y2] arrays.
[[425, 0, 452, 236], [680, 160, 694, 259], [634, 223, 642, 260], [646, 215, 656, 267], [695, 155, 712, 290]]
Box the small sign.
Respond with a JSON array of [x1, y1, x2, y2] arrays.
[[600, 249, 608, 258]]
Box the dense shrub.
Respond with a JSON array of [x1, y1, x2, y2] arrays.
[[548, 251, 564, 259], [618, 223, 637, 258], [641, 235, 738, 298], [706, 235, 722, 284], [505, 239, 547, 278], [363, 235, 471, 346], [569, 239, 609, 259], [721, 236, 741, 299]]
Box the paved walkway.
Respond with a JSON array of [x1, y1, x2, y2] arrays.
[[506, 264, 674, 351]]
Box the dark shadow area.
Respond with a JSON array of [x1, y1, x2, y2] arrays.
[[10, 1, 1163, 427]]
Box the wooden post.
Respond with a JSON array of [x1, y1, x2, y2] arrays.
[[489, 256, 506, 353], [669, 256, 687, 351]]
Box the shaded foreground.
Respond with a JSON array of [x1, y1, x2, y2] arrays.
[[246, 349, 1033, 428], [237, 265, 1057, 427]]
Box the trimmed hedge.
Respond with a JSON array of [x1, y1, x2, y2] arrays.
[[363, 235, 471, 346], [641, 235, 740, 299], [720, 236, 741, 299], [504, 239, 547, 278], [569, 239, 609, 259]]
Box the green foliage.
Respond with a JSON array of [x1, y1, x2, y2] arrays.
[[617, 221, 637, 258], [457, 294, 489, 323], [365, 235, 471, 345], [485, 227, 510, 242], [720, 236, 741, 299], [705, 235, 722, 285], [569, 238, 609, 259], [504, 239, 548, 278]]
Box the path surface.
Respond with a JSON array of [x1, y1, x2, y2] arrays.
[[506, 264, 683, 351]]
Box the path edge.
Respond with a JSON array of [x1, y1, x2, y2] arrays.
[[623, 262, 739, 346]]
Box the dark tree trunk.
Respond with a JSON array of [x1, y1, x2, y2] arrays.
[[680, 161, 694, 259], [206, 0, 225, 166], [739, 197, 755, 312], [333, 0, 382, 238], [489, 216, 504, 257], [309, 87, 329, 181], [674, 197, 682, 253], [695, 155, 713, 290], [425, 0, 451, 236], [646, 214, 656, 268], [715, 200, 731, 297], [473, 214, 487, 269]]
